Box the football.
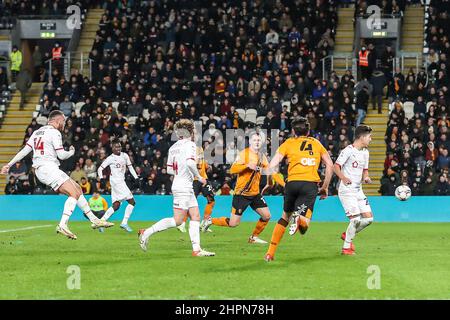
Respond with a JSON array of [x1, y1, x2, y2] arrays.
[[395, 185, 412, 201]]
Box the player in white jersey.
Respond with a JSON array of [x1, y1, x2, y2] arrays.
[[138, 119, 215, 257], [334, 125, 374, 255], [97, 139, 139, 232], [0, 110, 113, 239]]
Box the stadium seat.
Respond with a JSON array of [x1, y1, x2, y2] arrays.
[[36, 116, 48, 126], [282, 101, 291, 112], [127, 116, 137, 126], [74, 102, 85, 117], [0, 104, 4, 112], [0, 111, 3, 119], [256, 116, 265, 126], [245, 109, 257, 124], [142, 109, 150, 120], [199, 116, 208, 124], [236, 108, 246, 120], [213, 116, 221, 123], [403, 101, 414, 120], [32, 111, 39, 119], [112, 101, 119, 112], [426, 101, 435, 112], [35, 105, 41, 111]]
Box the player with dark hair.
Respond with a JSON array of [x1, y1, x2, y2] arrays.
[[1, 110, 113, 239], [97, 139, 140, 232], [263, 117, 334, 261], [334, 125, 374, 255]]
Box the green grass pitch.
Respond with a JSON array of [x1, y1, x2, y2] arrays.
[[1, 221, 450, 299]]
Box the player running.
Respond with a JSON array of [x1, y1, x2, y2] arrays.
[[177, 146, 216, 233], [202, 131, 282, 244], [0, 110, 113, 239], [138, 119, 215, 257], [334, 125, 374, 255], [263, 117, 334, 261], [97, 139, 140, 233]]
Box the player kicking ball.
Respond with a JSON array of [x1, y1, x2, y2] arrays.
[[138, 119, 215, 257], [202, 131, 280, 244], [334, 125, 374, 255], [0, 110, 113, 239], [97, 139, 139, 232], [263, 118, 334, 261]]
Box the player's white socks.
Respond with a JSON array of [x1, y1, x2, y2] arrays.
[[343, 217, 361, 249], [60, 197, 77, 226], [188, 220, 201, 252], [102, 207, 115, 221], [356, 217, 373, 233], [122, 204, 134, 225], [143, 218, 176, 239], [77, 195, 98, 222]]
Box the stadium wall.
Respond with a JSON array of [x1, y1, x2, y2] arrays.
[[0, 195, 449, 222]]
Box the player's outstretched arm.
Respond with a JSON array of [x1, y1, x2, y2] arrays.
[[1, 145, 33, 174], [264, 152, 284, 175], [56, 146, 75, 160]]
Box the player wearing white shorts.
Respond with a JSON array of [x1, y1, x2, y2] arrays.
[[138, 119, 215, 257], [0, 110, 113, 239], [334, 125, 374, 255], [97, 140, 140, 233]]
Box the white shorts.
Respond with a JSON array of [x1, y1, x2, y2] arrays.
[[173, 191, 198, 210], [111, 180, 133, 203], [35, 165, 70, 191], [338, 188, 372, 217]]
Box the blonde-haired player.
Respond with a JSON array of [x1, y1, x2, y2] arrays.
[[138, 119, 215, 257], [334, 125, 374, 255], [177, 145, 216, 233], [0, 110, 113, 239], [202, 131, 284, 243]]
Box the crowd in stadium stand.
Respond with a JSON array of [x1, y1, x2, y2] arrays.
[[3, 0, 450, 196]]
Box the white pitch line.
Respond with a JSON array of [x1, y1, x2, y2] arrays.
[[0, 225, 53, 233]]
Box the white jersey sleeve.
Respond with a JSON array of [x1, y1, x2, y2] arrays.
[[98, 156, 111, 179], [335, 146, 351, 167], [167, 147, 174, 175], [125, 153, 138, 179], [51, 130, 64, 151], [364, 150, 369, 170]]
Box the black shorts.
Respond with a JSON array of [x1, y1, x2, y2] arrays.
[[193, 180, 215, 200], [232, 194, 267, 215], [283, 181, 318, 219]]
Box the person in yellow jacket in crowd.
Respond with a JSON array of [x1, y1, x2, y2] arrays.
[[88, 192, 109, 232], [10, 45, 22, 82]]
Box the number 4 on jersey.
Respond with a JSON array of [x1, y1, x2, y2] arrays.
[[300, 141, 312, 151], [172, 158, 178, 175], [34, 137, 44, 155]]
